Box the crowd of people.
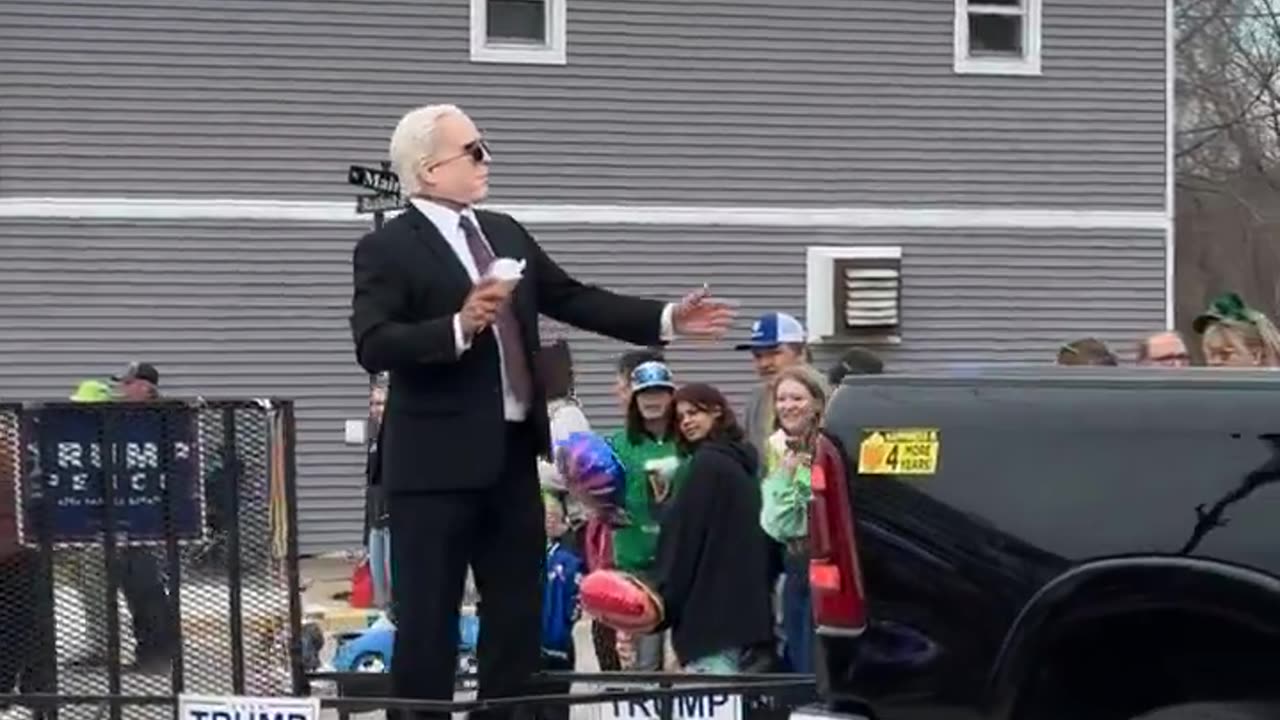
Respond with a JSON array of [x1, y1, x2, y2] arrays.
[[5, 289, 1275, 703], [357, 288, 1280, 686], [8, 100, 1276, 720], [361, 309, 885, 683], [353, 103, 1280, 718], [1059, 291, 1280, 369]]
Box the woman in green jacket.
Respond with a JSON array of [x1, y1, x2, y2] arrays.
[[608, 360, 681, 670], [759, 364, 830, 673]]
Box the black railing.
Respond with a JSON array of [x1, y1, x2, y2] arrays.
[[0, 399, 304, 719], [3, 672, 817, 720], [0, 398, 819, 720]]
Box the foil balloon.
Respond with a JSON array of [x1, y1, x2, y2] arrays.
[[580, 570, 664, 634], [555, 432, 627, 524]]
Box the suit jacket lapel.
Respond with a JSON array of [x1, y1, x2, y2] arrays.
[[403, 204, 472, 294]]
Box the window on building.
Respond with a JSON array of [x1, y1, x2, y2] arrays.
[[471, 0, 566, 65], [954, 0, 1042, 76]]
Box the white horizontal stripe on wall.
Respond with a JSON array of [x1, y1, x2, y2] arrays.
[[0, 197, 1169, 230]]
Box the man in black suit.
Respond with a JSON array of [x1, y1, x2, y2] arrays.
[[349, 104, 733, 719]]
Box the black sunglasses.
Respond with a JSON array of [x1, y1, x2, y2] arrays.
[[430, 139, 491, 169]]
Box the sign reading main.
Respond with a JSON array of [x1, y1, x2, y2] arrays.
[[347, 165, 401, 196], [20, 406, 205, 546]]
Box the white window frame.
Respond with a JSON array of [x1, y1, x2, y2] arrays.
[[953, 0, 1042, 76], [470, 0, 567, 65]]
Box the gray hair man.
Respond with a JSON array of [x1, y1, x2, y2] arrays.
[[1137, 330, 1191, 367], [352, 104, 735, 720]]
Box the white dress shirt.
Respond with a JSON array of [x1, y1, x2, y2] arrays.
[[410, 198, 677, 421]]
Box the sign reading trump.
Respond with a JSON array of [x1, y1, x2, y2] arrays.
[[19, 404, 205, 546], [178, 695, 320, 720], [596, 693, 742, 720]]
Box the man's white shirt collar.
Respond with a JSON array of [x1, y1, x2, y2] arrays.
[[409, 197, 478, 233]]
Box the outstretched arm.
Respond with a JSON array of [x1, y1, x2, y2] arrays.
[[528, 230, 668, 347]]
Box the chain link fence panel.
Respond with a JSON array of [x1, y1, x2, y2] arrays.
[[0, 400, 302, 720]]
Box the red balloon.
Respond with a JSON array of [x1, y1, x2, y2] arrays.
[[580, 570, 664, 634]]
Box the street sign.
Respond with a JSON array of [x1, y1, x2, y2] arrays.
[[348, 164, 401, 195], [356, 193, 406, 215]]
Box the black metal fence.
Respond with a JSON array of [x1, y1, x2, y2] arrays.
[[5, 673, 817, 720], [0, 398, 820, 720], [314, 671, 816, 720], [0, 399, 303, 720]]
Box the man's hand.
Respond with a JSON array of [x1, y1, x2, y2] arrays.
[[459, 277, 509, 338], [672, 286, 736, 338]]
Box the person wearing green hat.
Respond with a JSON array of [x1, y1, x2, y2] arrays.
[[69, 379, 115, 403], [62, 377, 114, 670], [65, 376, 178, 673], [608, 360, 681, 670], [1194, 292, 1280, 368]]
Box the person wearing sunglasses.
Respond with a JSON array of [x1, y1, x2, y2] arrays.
[[350, 103, 737, 720]]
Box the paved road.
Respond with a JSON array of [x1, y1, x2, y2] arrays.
[[0, 614, 624, 720]]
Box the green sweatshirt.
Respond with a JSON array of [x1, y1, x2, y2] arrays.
[[607, 429, 681, 573]]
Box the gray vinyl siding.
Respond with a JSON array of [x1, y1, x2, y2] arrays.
[[0, 0, 1170, 551], [0, 217, 1165, 552], [0, 0, 1166, 209], [0, 220, 364, 555]]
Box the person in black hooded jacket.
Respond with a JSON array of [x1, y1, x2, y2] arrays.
[[646, 382, 776, 673]]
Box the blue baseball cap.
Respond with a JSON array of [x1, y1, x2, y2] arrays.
[[630, 361, 675, 392], [735, 312, 807, 350]]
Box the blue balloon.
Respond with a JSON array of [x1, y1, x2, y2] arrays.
[[555, 432, 628, 524]]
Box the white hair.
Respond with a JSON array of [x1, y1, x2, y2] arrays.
[[388, 104, 465, 197]]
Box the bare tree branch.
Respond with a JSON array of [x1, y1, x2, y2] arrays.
[[1175, 0, 1280, 329]]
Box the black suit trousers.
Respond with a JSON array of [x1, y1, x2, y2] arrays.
[[388, 421, 545, 720]]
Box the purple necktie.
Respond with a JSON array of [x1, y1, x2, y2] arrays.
[[459, 215, 533, 407]]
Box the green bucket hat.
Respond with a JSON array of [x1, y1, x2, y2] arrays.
[[69, 379, 114, 403], [1193, 291, 1254, 334]]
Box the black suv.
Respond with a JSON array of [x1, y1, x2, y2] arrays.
[[798, 369, 1280, 720]]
